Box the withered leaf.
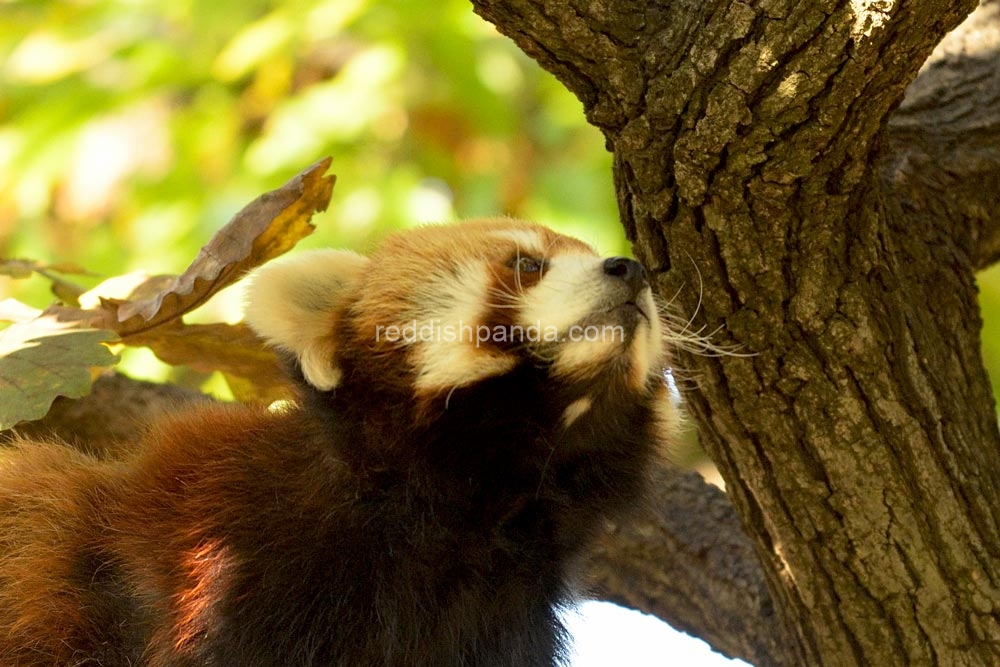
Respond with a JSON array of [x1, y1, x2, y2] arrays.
[[35, 158, 335, 403], [127, 322, 294, 403], [0, 259, 90, 306], [105, 157, 335, 336]]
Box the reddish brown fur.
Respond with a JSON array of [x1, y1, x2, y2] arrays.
[[347, 220, 594, 393], [0, 221, 670, 666], [1, 405, 370, 665], [0, 408, 258, 665]]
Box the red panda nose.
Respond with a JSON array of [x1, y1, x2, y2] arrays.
[[603, 257, 648, 294]]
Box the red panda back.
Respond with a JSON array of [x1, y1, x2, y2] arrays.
[[0, 441, 134, 666], [0, 220, 677, 666]]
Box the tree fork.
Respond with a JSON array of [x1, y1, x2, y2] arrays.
[[472, 0, 1000, 665], [886, 1, 1000, 271]]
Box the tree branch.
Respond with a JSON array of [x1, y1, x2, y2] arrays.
[[1, 373, 208, 457], [886, 0, 1000, 270], [586, 467, 784, 666]]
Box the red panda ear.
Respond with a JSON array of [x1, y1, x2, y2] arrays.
[[243, 249, 369, 390]]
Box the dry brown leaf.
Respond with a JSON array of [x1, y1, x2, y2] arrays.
[[127, 322, 294, 403], [54, 157, 335, 336], [0, 259, 91, 306], [222, 372, 289, 405], [78, 273, 176, 309], [38, 158, 335, 401]]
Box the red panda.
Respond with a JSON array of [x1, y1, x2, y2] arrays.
[[0, 219, 677, 666]]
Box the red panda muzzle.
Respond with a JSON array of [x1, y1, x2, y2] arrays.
[[0, 219, 678, 667], [602, 256, 647, 292]]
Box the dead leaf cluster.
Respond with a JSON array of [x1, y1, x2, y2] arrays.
[[0, 158, 336, 429]]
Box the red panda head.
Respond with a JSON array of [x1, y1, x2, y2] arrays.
[[244, 219, 667, 420]]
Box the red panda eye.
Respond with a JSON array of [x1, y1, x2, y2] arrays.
[[508, 256, 544, 273]]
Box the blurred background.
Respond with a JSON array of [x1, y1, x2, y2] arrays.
[[1, 1, 996, 664], [5, 0, 1000, 401], [0, 0, 632, 392]]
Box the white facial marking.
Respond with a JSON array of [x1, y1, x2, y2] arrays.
[[405, 259, 517, 393], [519, 253, 606, 332], [562, 396, 594, 428], [551, 336, 621, 381], [490, 229, 545, 256], [413, 343, 517, 395], [518, 252, 664, 385]]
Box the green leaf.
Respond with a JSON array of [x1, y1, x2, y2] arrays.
[[0, 318, 120, 429]]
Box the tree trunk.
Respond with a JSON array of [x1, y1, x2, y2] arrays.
[[471, 0, 1000, 665]]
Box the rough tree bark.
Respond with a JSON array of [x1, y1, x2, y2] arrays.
[[469, 0, 1000, 666]]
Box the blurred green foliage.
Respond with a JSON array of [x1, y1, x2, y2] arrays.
[[978, 264, 1000, 402], [0, 0, 624, 386]]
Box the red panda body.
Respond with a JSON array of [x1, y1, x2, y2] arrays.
[[0, 220, 676, 666]]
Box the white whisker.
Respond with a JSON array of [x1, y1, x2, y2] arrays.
[[653, 254, 754, 359]]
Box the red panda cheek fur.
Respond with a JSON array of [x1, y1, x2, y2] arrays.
[[0, 219, 676, 667]]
